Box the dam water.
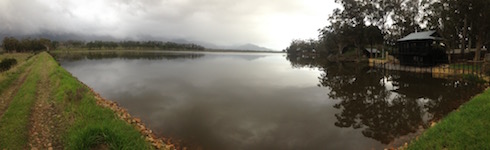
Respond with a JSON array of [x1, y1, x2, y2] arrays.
[[54, 51, 484, 150]]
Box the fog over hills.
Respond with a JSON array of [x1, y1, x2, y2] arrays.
[[0, 0, 336, 51], [198, 42, 273, 51], [0, 33, 273, 51]]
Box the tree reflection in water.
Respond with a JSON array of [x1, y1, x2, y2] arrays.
[[51, 51, 205, 61], [317, 62, 483, 144]]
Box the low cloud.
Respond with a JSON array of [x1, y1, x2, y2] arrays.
[[0, 0, 337, 49]]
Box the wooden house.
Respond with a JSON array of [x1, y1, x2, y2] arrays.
[[396, 31, 447, 66]]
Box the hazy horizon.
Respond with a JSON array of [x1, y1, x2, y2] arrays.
[[0, 0, 340, 50]]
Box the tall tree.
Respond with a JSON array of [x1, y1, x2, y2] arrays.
[[469, 0, 490, 61], [423, 0, 461, 61], [456, 1, 471, 58], [319, 21, 351, 55], [365, 0, 397, 58], [314, 0, 489, 62], [331, 0, 372, 61], [2, 37, 20, 52], [390, 0, 422, 39], [364, 25, 384, 58], [424, 0, 489, 61], [39, 38, 52, 51]]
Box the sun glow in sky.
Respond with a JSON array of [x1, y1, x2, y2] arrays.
[[0, 0, 340, 50]]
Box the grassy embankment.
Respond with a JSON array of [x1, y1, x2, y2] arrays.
[[0, 53, 32, 95], [408, 88, 490, 149], [0, 53, 35, 148], [0, 52, 152, 149]]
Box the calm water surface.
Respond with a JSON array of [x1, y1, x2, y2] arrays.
[[55, 51, 483, 150]]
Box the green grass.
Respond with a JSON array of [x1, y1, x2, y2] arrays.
[[46, 53, 152, 149], [0, 53, 32, 63], [408, 88, 490, 149], [67, 117, 151, 149], [0, 53, 33, 94], [449, 63, 482, 72], [0, 54, 41, 149], [0, 64, 24, 95], [0, 52, 151, 149]]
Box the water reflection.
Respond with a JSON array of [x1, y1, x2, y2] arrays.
[[57, 51, 484, 149], [317, 62, 483, 145], [51, 51, 205, 61], [286, 53, 323, 69]]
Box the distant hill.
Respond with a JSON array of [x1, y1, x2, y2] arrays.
[[0, 33, 274, 51], [196, 42, 273, 51], [152, 39, 274, 51], [232, 43, 272, 51]]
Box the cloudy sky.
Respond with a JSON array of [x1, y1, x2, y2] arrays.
[[0, 0, 339, 50]]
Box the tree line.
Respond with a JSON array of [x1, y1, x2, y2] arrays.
[[2, 37, 55, 52], [64, 40, 205, 50], [286, 0, 490, 61], [2, 37, 206, 52]]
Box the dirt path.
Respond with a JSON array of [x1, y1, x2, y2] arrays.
[[1, 53, 167, 149], [27, 57, 62, 150], [0, 68, 32, 118]]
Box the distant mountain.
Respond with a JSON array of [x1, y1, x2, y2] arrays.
[[172, 40, 273, 51], [232, 43, 272, 51], [196, 42, 273, 51], [0, 33, 274, 51]]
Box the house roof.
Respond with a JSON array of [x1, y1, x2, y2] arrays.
[[397, 30, 444, 42]]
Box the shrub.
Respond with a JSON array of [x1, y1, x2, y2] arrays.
[[0, 58, 17, 72]]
